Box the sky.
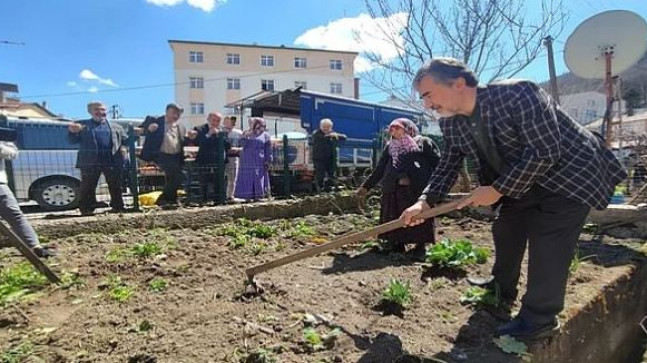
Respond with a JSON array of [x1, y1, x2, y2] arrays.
[[1, 0, 646, 119]]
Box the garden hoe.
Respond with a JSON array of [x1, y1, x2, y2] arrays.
[[244, 197, 466, 295]]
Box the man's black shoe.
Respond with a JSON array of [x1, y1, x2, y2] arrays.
[[80, 210, 95, 216], [467, 275, 495, 287], [33, 246, 58, 258], [408, 243, 428, 262], [495, 316, 560, 340]]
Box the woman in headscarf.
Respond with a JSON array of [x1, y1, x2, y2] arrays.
[[357, 118, 440, 259], [234, 117, 273, 201]]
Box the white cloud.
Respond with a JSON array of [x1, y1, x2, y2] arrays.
[[145, 0, 224, 12], [294, 13, 409, 73], [88, 86, 99, 93], [79, 69, 119, 88]]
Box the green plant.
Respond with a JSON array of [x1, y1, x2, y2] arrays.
[[359, 239, 381, 251], [288, 221, 316, 238], [104, 276, 134, 302], [426, 238, 490, 268], [105, 247, 128, 263], [247, 224, 277, 239], [131, 242, 163, 258], [238, 348, 277, 363], [0, 262, 48, 305], [303, 327, 323, 350], [1, 341, 34, 363], [569, 252, 596, 275], [382, 279, 413, 307], [250, 242, 268, 255], [138, 320, 154, 332], [148, 277, 167, 293], [229, 234, 250, 249], [460, 286, 500, 307]]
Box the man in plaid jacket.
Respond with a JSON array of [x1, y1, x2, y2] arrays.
[[402, 58, 627, 340]]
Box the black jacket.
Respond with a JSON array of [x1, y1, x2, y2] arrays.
[[193, 124, 230, 166], [312, 129, 347, 161], [139, 116, 187, 163], [68, 119, 127, 168]]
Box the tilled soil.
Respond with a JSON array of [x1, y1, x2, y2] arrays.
[[0, 210, 645, 363]]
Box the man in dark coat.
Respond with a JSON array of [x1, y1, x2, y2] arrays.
[[312, 118, 346, 192], [401, 58, 627, 340], [193, 112, 230, 202], [68, 101, 128, 215], [137, 103, 196, 206]]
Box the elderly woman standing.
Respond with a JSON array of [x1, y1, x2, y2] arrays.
[[235, 117, 273, 201], [357, 118, 440, 259]]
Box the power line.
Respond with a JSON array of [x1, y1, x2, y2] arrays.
[[20, 63, 335, 99]]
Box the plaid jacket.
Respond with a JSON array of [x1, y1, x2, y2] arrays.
[[421, 80, 627, 210]]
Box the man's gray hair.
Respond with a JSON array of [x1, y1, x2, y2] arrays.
[[319, 118, 333, 127], [86, 101, 105, 114], [413, 57, 479, 87]]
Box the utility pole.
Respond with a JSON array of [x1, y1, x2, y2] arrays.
[[543, 36, 560, 105], [110, 104, 120, 119]]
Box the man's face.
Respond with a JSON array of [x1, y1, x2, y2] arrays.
[[208, 114, 222, 128], [224, 117, 234, 129], [91, 105, 107, 120], [416, 75, 462, 118], [320, 123, 332, 134], [166, 108, 181, 122]]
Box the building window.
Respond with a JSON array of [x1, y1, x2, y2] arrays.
[[294, 57, 307, 68], [330, 83, 342, 94], [330, 59, 342, 70], [190, 102, 205, 115], [585, 109, 597, 121], [261, 79, 275, 91], [189, 51, 203, 63], [587, 99, 596, 107], [189, 77, 204, 89], [261, 55, 275, 67], [227, 78, 240, 90], [294, 81, 307, 89], [227, 53, 241, 65]]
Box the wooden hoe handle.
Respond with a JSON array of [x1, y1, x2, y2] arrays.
[[245, 198, 464, 279]]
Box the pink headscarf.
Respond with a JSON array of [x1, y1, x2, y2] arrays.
[[388, 118, 419, 167]]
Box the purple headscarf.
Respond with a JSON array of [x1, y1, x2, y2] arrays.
[[388, 118, 419, 167]]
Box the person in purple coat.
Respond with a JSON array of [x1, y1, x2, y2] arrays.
[[234, 117, 273, 201]]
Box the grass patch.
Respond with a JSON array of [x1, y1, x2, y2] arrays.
[[104, 275, 134, 303], [287, 221, 316, 238], [302, 327, 342, 352], [460, 286, 500, 307], [1, 341, 34, 363], [426, 238, 490, 269], [131, 242, 163, 258], [0, 262, 48, 306], [569, 251, 596, 275], [105, 247, 128, 263], [382, 279, 413, 307], [149, 277, 167, 293]]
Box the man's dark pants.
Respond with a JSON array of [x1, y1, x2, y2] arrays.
[[491, 185, 590, 324], [314, 159, 335, 191], [79, 165, 124, 213], [156, 153, 185, 204]]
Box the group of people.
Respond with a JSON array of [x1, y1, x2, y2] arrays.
[[67, 102, 275, 213]]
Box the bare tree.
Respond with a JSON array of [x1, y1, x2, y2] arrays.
[[361, 0, 568, 191], [361, 0, 568, 103]]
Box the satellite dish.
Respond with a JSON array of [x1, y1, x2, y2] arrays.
[[564, 10, 647, 79]]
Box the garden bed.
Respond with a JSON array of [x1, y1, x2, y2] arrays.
[[1, 201, 646, 362]]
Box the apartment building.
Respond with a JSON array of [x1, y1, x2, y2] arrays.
[[560, 91, 626, 126], [169, 40, 358, 128]]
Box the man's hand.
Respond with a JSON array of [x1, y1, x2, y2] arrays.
[[133, 127, 144, 136], [400, 200, 431, 227], [207, 127, 219, 136], [147, 123, 159, 133], [68, 123, 83, 133], [186, 130, 198, 140], [456, 186, 503, 209]]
